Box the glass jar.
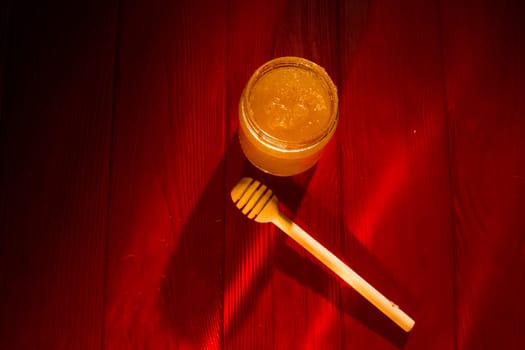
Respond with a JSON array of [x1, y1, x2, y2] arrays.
[[239, 56, 338, 176]]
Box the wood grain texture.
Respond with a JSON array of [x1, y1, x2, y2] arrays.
[[102, 0, 227, 348], [269, 1, 343, 349], [0, 0, 524, 349], [339, 0, 455, 348], [0, 0, 118, 348], [225, 0, 343, 348], [224, 2, 285, 348], [440, 0, 525, 348]]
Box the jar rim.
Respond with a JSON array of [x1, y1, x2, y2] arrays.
[[240, 56, 339, 153]]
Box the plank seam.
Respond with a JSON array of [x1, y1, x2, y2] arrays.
[[436, 0, 459, 348], [100, 0, 124, 348]]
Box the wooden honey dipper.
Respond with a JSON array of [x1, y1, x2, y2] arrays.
[[231, 177, 415, 332]]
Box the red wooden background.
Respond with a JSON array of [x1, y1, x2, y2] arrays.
[[1, 0, 524, 349]]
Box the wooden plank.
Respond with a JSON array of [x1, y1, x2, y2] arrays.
[[0, 0, 118, 349], [269, 2, 342, 348], [339, 0, 455, 348], [102, 0, 227, 348], [225, 0, 342, 348], [224, 2, 286, 347], [440, 0, 525, 348]]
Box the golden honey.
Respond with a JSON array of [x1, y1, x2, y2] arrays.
[[239, 56, 338, 176]]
